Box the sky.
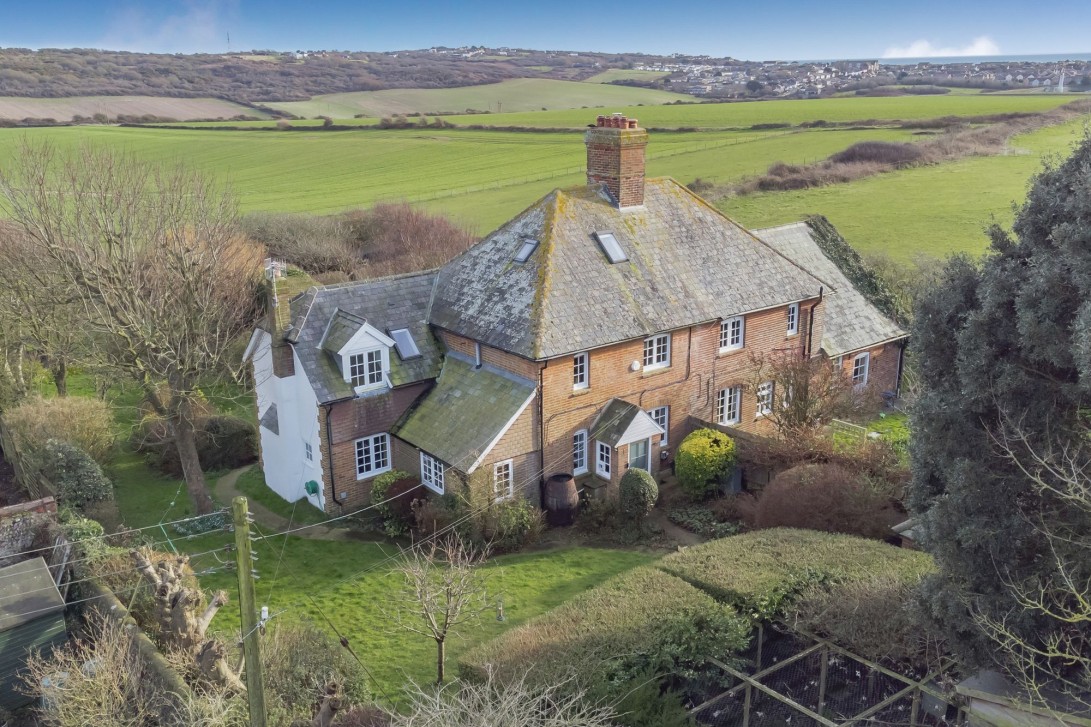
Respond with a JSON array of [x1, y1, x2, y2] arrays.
[[1, 0, 1089, 60]]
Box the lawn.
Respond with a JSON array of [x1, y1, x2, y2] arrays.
[[0, 96, 269, 121], [234, 465, 327, 525], [262, 78, 695, 118], [723, 118, 1090, 261]]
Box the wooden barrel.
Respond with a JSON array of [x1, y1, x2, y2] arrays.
[[543, 473, 579, 526]]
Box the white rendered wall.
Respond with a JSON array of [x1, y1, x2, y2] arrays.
[[251, 331, 326, 510]]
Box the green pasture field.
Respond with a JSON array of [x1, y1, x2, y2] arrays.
[[431, 93, 1081, 128], [0, 125, 917, 232], [723, 118, 1090, 261], [262, 77, 695, 118], [0, 95, 271, 121], [584, 69, 671, 83]]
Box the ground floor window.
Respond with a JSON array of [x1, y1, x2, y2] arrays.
[[628, 438, 650, 471], [493, 459, 514, 501], [647, 406, 669, 447], [354, 433, 390, 479], [420, 451, 445, 494], [573, 429, 588, 475], [596, 441, 612, 478], [853, 352, 871, 387]]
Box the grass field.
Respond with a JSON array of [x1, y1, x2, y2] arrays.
[[263, 78, 695, 118], [725, 118, 1090, 261], [0, 125, 919, 231], [584, 69, 671, 84], [0, 96, 269, 121]]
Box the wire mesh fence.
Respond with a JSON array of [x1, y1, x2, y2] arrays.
[[690, 624, 964, 727]]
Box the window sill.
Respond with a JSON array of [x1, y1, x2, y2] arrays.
[[421, 480, 444, 495], [570, 387, 591, 397], [573, 468, 589, 477], [594, 471, 612, 481], [717, 347, 744, 357], [356, 464, 392, 481], [786, 332, 799, 338], [641, 365, 672, 378]]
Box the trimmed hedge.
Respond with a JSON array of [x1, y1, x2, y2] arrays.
[[657, 528, 934, 621], [676, 428, 736, 499], [619, 467, 658, 521], [39, 439, 114, 508], [459, 566, 750, 694]]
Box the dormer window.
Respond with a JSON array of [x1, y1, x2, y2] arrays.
[[349, 349, 383, 388]]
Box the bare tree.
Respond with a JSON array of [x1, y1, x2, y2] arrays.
[[389, 533, 492, 684], [0, 221, 81, 396], [977, 415, 1091, 713], [0, 142, 263, 513], [392, 669, 617, 727], [749, 349, 873, 437]]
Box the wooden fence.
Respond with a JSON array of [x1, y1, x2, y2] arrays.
[[690, 624, 965, 727]]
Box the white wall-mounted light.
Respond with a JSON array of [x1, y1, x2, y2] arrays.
[[630, 360, 641, 372]]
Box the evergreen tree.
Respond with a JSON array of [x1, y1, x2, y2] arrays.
[[910, 133, 1091, 697]]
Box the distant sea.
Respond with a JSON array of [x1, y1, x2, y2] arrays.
[[879, 53, 1091, 65]]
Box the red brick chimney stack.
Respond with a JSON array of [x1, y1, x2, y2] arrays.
[[585, 113, 648, 208]]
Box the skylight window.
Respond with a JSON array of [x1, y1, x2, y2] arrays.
[[389, 328, 421, 360], [514, 238, 538, 263], [593, 231, 627, 264]]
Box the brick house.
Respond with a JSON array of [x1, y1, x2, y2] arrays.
[[245, 113, 907, 513]]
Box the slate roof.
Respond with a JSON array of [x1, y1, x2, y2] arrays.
[[393, 353, 535, 472], [590, 399, 664, 447], [285, 270, 442, 403], [320, 309, 367, 354], [755, 222, 907, 357], [259, 404, 279, 435], [429, 178, 827, 360]]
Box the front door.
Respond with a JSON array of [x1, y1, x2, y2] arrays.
[[628, 438, 650, 471]]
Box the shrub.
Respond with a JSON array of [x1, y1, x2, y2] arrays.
[[745, 464, 902, 540], [262, 620, 372, 723], [4, 395, 115, 468], [370, 470, 422, 535], [482, 497, 544, 552], [459, 567, 750, 699], [39, 439, 113, 508], [658, 529, 935, 622], [142, 415, 257, 477], [789, 572, 943, 666], [829, 140, 924, 166], [619, 468, 658, 520], [412, 494, 462, 536], [676, 428, 736, 499], [667, 504, 738, 538]]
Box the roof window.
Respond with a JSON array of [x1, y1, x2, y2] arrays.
[[593, 231, 627, 264], [514, 237, 538, 263], [389, 328, 421, 360]]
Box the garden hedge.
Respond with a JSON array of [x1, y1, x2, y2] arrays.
[[459, 566, 749, 693], [657, 528, 934, 621]]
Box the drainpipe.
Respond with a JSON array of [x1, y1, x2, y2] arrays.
[[805, 287, 824, 358], [537, 363, 545, 505], [894, 339, 908, 398], [322, 402, 342, 512]]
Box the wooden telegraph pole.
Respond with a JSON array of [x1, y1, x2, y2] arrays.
[[233, 496, 267, 727]]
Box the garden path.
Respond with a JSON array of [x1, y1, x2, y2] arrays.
[[214, 467, 352, 541]]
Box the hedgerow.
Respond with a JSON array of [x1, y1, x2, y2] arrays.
[[675, 428, 736, 499], [657, 528, 934, 621]]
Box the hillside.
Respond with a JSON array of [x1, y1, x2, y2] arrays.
[[263, 79, 695, 118], [0, 96, 268, 122]]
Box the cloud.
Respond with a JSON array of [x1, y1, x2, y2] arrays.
[[882, 36, 1000, 59], [96, 0, 240, 53]]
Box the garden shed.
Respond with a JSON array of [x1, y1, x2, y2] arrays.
[[0, 556, 67, 710]]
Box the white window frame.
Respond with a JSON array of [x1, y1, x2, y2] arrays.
[[719, 316, 745, 352], [595, 441, 612, 478], [349, 348, 385, 390], [420, 452, 445, 494], [628, 438, 651, 471], [787, 303, 799, 336], [852, 352, 870, 387], [304, 440, 313, 462], [643, 333, 671, 370], [354, 433, 391, 479], [648, 406, 669, 447], [572, 429, 588, 475], [717, 386, 741, 425], [573, 352, 589, 390], [756, 381, 774, 417], [493, 459, 514, 501]]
